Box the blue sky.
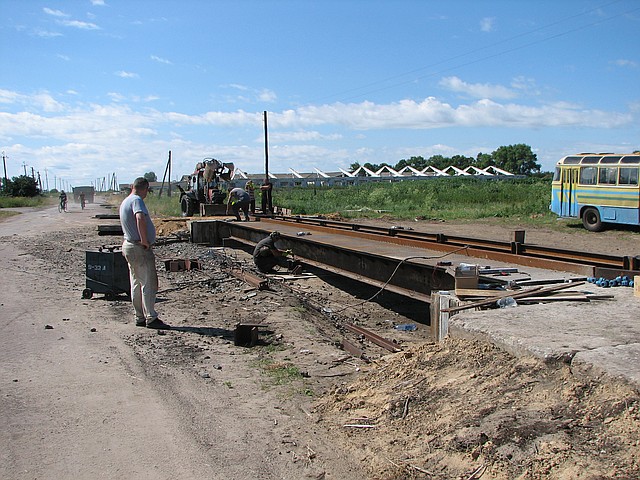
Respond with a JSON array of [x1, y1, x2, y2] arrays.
[[1, 0, 639, 189]]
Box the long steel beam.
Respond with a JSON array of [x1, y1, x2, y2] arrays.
[[264, 216, 639, 276], [203, 220, 454, 302]]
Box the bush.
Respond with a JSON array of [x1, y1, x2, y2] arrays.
[[3, 175, 40, 197]]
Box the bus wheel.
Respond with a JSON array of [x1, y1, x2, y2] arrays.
[[582, 207, 603, 232]]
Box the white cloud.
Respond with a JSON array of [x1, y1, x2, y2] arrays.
[[0, 89, 634, 183], [439, 76, 517, 99], [258, 89, 277, 103], [91, 0, 107, 6], [116, 71, 139, 79], [269, 131, 342, 143], [612, 59, 638, 68], [33, 28, 63, 38], [59, 19, 100, 30], [480, 17, 495, 32], [43, 8, 68, 18], [289, 97, 631, 130], [0, 89, 64, 112], [220, 84, 277, 103], [57, 54, 71, 61], [151, 55, 172, 65]]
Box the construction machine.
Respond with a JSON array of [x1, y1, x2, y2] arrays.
[[178, 158, 235, 217]]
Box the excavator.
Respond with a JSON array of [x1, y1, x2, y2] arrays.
[[178, 158, 235, 217]]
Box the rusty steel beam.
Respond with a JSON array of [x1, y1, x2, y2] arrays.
[[343, 323, 402, 353], [219, 222, 453, 299], [341, 339, 368, 361], [226, 268, 268, 290], [264, 216, 639, 277]]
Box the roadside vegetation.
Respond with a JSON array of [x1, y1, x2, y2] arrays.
[[137, 176, 557, 226], [276, 176, 554, 223]]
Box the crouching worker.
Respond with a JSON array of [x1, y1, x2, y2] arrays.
[[253, 231, 302, 274], [226, 187, 250, 221]]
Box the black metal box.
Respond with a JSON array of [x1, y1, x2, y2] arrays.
[[83, 248, 130, 299]]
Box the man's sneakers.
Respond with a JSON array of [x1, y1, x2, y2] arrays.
[[146, 318, 171, 330], [135, 318, 171, 329]]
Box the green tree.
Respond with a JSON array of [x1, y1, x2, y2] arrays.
[[395, 156, 428, 171], [475, 153, 493, 169], [6, 175, 40, 197], [491, 144, 541, 175], [144, 171, 157, 182], [427, 155, 452, 171], [450, 155, 474, 168]]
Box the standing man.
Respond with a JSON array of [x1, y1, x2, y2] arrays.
[[260, 177, 273, 214], [119, 177, 168, 329], [245, 180, 256, 214], [226, 186, 251, 221]]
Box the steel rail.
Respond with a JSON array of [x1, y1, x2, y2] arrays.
[[266, 215, 639, 274]]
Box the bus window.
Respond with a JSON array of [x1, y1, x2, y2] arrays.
[[600, 156, 621, 164], [621, 155, 640, 164], [563, 156, 582, 164], [598, 167, 617, 185], [553, 167, 561, 181], [581, 156, 601, 164], [619, 167, 639, 185], [579, 167, 597, 185]]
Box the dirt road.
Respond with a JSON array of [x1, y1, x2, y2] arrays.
[[0, 201, 363, 480], [1, 200, 639, 479]]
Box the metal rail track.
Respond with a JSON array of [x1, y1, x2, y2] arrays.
[[265, 215, 640, 275]]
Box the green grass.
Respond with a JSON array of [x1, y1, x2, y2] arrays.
[[134, 177, 557, 225], [255, 358, 304, 385], [273, 177, 554, 223], [0, 195, 49, 208], [142, 192, 183, 217]]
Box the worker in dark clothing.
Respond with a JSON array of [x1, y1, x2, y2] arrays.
[[260, 178, 273, 214], [226, 187, 250, 221], [253, 231, 301, 274]]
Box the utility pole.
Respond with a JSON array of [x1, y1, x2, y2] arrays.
[[263, 111, 269, 180], [2, 151, 7, 192], [44, 168, 49, 191]]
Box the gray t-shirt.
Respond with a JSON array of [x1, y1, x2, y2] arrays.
[[119, 194, 156, 244], [229, 187, 250, 203]]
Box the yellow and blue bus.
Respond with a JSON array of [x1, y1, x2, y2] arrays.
[[550, 153, 640, 231]]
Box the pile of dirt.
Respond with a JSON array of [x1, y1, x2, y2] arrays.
[[314, 337, 640, 479]]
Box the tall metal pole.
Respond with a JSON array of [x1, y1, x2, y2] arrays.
[[263, 111, 269, 180], [168, 150, 172, 197], [2, 151, 7, 192]]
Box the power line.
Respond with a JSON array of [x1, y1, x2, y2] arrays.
[[311, 0, 637, 104]]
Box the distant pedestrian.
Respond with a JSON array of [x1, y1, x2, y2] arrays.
[[119, 177, 169, 329], [226, 187, 250, 221], [245, 180, 256, 214], [260, 177, 273, 214]]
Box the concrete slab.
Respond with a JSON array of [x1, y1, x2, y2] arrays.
[[449, 286, 640, 388]]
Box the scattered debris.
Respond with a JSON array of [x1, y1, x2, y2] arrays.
[[163, 258, 201, 272]]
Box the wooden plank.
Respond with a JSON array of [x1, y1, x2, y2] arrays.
[[442, 281, 585, 313]]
